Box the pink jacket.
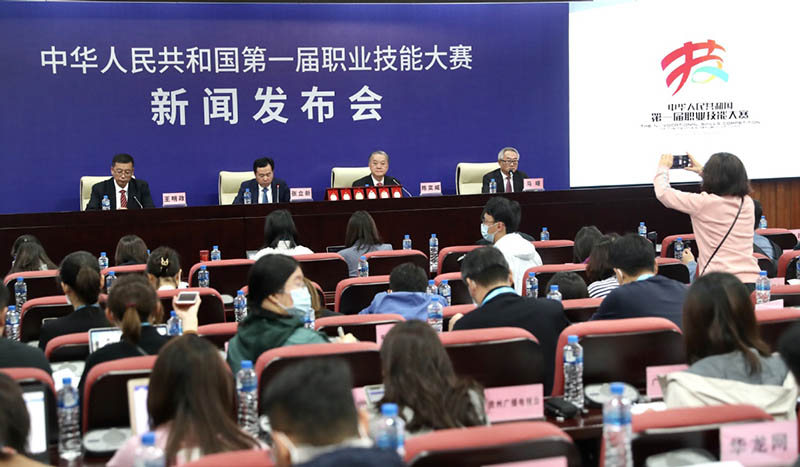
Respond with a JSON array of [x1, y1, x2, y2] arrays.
[[654, 167, 760, 284]]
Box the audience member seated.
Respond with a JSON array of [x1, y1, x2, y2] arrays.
[[253, 210, 314, 259], [305, 278, 339, 319], [6, 241, 57, 277], [481, 197, 542, 295], [590, 234, 687, 329], [38, 251, 110, 351], [262, 358, 403, 467], [449, 247, 568, 394], [227, 255, 329, 373], [752, 200, 781, 273], [778, 323, 800, 387], [573, 225, 603, 263], [378, 321, 487, 437], [109, 335, 261, 466], [114, 234, 149, 266], [0, 285, 51, 374], [545, 272, 589, 300], [338, 211, 392, 277], [78, 274, 199, 394], [664, 273, 797, 419], [146, 246, 187, 290], [0, 373, 48, 467], [358, 263, 432, 321], [586, 235, 619, 298]]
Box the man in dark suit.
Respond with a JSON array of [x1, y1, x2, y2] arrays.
[[590, 234, 688, 329], [449, 246, 569, 395], [85, 153, 155, 210], [351, 150, 402, 187], [481, 147, 529, 193], [232, 157, 290, 204]]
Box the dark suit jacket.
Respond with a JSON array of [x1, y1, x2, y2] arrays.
[[38, 305, 111, 351], [481, 168, 529, 193], [0, 338, 52, 374], [232, 178, 290, 204], [351, 175, 401, 187], [590, 275, 687, 330], [453, 289, 569, 395], [85, 178, 155, 210]]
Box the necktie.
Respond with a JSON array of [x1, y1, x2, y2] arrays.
[[120, 189, 128, 209], [262, 188, 268, 204], [377, 182, 383, 187], [505, 176, 512, 193]]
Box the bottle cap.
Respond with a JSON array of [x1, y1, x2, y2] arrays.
[[108, 271, 115, 276], [761, 215, 766, 218], [640, 222, 645, 225], [365, 184, 370, 187], [431, 296, 440, 302], [760, 271, 767, 276], [241, 360, 253, 369], [141, 432, 156, 446], [551, 285, 559, 291], [428, 280, 434, 285], [360, 256, 367, 260], [381, 403, 399, 416], [442, 279, 448, 285], [170, 310, 176, 317], [567, 335, 578, 344], [237, 290, 244, 296], [528, 272, 535, 277], [101, 252, 107, 256], [213, 245, 219, 249], [404, 234, 410, 239], [103, 195, 108, 198], [542, 227, 548, 231], [16, 277, 22, 282], [677, 237, 682, 241], [6, 305, 14, 312], [491, 178, 495, 182], [201, 265, 207, 270], [62, 377, 72, 385], [610, 382, 624, 395], [431, 234, 437, 238]]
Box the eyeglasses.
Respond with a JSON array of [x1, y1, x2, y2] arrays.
[[114, 169, 133, 176], [500, 159, 519, 164]]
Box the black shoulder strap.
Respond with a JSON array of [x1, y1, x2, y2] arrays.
[[701, 197, 744, 276]]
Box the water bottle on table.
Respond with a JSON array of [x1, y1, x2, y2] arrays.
[[426, 280, 437, 295], [358, 256, 369, 277], [98, 251, 109, 269], [563, 335, 584, 408], [210, 245, 221, 261], [243, 188, 252, 205], [603, 382, 633, 467], [402, 234, 412, 250], [5, 305, 19, 341], [540, 227, 550, 241], [547, 285, 562, 301], [759, 215, 767, 229], [58, 377, 82, 462], [14, 277, 27, 309], [637, 222, 647, 237], [105, 271, 116, 292], [489, 178, 497, 194], [167, 311, 182, 336], [234, 290, 247, 323], [438, 280, 451, 306], [673, 237, 684, 260], [373, 403, 406, 457], [525, 272, 538, 298], [236, 360, 259, 437], [198, 265, 210, 288], [428, 234, 439, 273], [101, 195, 111, 211], [427, 296, 443, 333], [134, 432, 165, 467], [755, 271, 771, 304]]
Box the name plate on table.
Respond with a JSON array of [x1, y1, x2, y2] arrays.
[[484, 384, 543, 422], [375, 323, 395, 346], [420, 182, 442, 196], [523, 178, 544, 192], [720, 420, 797, 466], [290, 188, 313, 202], [769, 277, 785, 288], [162, 192, 186, 207], [485, 458, 568, 467], [755, 299, 784, 311], [646, 364, 688, 399]]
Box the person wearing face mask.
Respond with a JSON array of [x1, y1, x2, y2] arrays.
[[262, 358, 403, 467], [226, 255, 330, 374], [480, 197, 542, 295]]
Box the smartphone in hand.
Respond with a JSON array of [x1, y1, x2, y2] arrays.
[[671, 154, 690, 169]]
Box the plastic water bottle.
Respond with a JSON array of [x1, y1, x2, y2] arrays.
[[427, 296, 443, 333], [637, 222, 647, 237], [57, 377, 82, 461], [402, 234, 412, 250], [198, 265, 210, 288], [358, 256, 369, 277], [526, 272, 539, 298], [603, 382, 633, 467], [14, 277, 27, 309], [563, 335, 584, 408], [755, 271, 771, 304], [547, 285, 562, 301], [167, 311, 182, 336], [373, 403, 406, 456], [673, 237, 684, 260], [426, 279, 438, 295], [234, 290, 247, 323], [303, 306, 315, 330], [429, 234, 439, 273], [489, 178, 497, 194], [134, 432, 165, 467], [243, 188, 252, 205], [5, 305, 20, 341], [101, 195, 111, 211], [236, 360, 259, 437], [105, 271, 116, 292], [438, 280, 452, 306], [210, 245, 221, 261], [759, 215, 767, 230], [540, 227, 550, 241], [98, 251, 109, 269]]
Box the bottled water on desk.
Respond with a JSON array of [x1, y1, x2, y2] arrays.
[[673, 237, 684, 260], [547, 285, 562, 301], [402, 234, 412, 250], [429, 234, 439, 273], [755, 271, 771, 304], [198, 265, 210, 288], [427, 296, 443, 333], [14, 277, 27, 309], [234, 290, 247, 323], [526, 272, 538, 298], [98, 252, 109, 269], [58, 377, 82, 461], [303, 307, 315, 330], [210, 245, 222, 261], [373, 403, 406, 457], [358, 256, 369, 277], [637, 222, 647, 237], [438, 280, 451, 306], [426, 280, 438, 295], [243, 188, 252, 205], [489, 178, 497, 194], [167, 311, 182, 336], [5, 305, 19, 341], [759, 215, 768, 229], [563, 335, 584, 408], [603, 382, 632, 467], [101, 195, 111, 211], [540, 227, 550, 241], [105, 271, 116, 292], [236, 360, 259, 437], [134, 432, 165, 467]]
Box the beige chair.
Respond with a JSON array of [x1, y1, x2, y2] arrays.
[[79, 176, 110, 211], [456, 162, 498, 195], [330, 167, 371, 188], [218, 171, 252, 205]]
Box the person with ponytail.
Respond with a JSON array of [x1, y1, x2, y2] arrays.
[[38, 251, 110, 351], [146, 246, 187, 290]]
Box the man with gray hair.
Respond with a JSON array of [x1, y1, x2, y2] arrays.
[[481, 147, 529, 193], [352, 150, 402, 187]]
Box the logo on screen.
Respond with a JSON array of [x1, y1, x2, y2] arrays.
[[661, 40, 729, 95]]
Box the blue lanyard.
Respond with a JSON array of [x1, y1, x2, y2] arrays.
[[481, 286, 517, 306], [636, 273, 655, 281]]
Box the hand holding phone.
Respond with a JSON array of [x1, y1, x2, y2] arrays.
[[671, 154, 690, 169], [171, 292, 200, 333]]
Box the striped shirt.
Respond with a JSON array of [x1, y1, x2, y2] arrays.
[[588, 276, 619, 298]]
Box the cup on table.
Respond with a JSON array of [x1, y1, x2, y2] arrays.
[[199, 250, 210, 262]]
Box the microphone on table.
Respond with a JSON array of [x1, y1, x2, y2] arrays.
[[133, 195, 144, 209], [401, 186, 414, 198]]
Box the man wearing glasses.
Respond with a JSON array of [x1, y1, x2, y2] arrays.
[[86, 153, 155, 210], [481, 147, 529, 194]]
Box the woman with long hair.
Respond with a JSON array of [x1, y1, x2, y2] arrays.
[[585, 235, 619, 298], [114, 234, 149, 266], [253, 210, 313, 258], [338, 211, 392, 277], [146, 246, 187, 290], [6, 241, 57, 276]]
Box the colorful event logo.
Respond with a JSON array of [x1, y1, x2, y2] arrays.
[[661, 40, 728, 95]]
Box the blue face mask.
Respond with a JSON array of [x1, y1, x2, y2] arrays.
[[283, 287, 312, 319], [481, 223, 495, 243]]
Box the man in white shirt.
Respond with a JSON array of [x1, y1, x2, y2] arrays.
[[232, 157, 290, 204], [351, 150, 402, 187], [481, 147, 530, 193]]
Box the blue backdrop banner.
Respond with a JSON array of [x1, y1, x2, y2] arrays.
[[0, 1, 569, 213]]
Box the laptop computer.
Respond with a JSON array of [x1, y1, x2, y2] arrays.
[[21, 383, 51, 463], [89, 326, 168, 353], [126, 378, 150, 437]]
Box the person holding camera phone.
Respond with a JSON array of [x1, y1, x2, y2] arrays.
[[655, 153, 760, 288]]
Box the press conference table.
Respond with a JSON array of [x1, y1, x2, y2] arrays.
[[0, 185, 695, 269]]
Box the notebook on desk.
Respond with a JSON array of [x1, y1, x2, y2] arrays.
[[22, 383, 51, 463], [127, 377, 150, 437]]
